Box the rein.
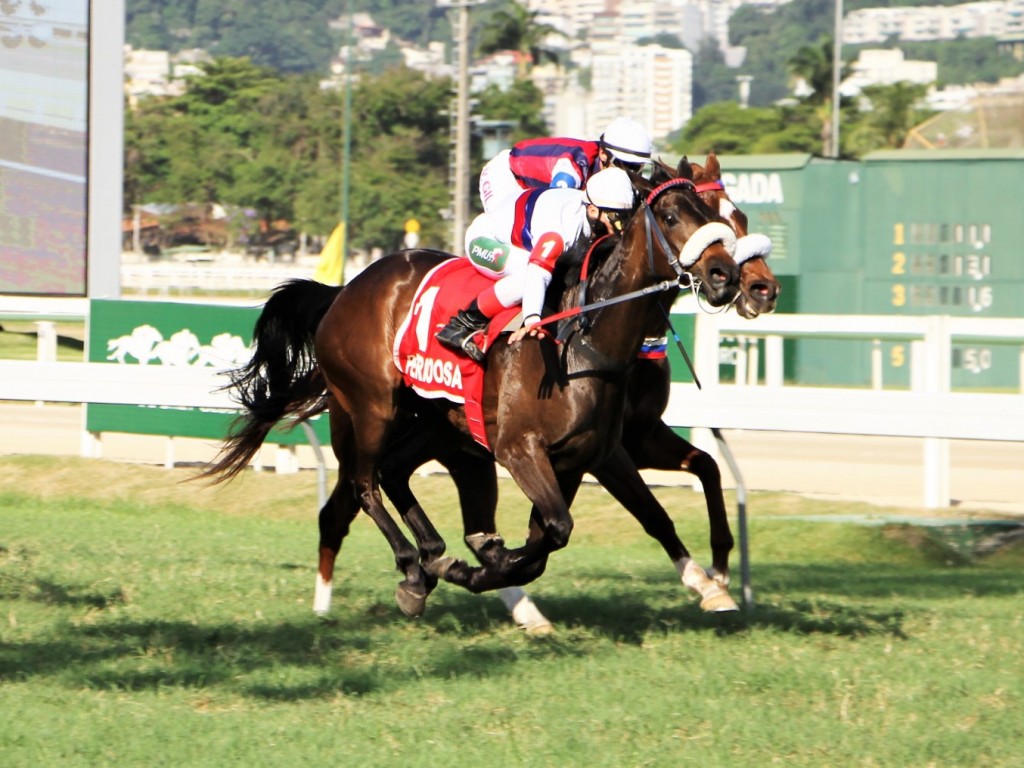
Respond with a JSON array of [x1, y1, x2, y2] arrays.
[[532, 175, 728, 373], [534, 277, 679, 331]]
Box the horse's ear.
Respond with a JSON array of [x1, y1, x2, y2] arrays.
[[677, 157, 695, 182], [648, 158, 671, 186], [704, 152, 721, 180], [632, 172, 653, 203]]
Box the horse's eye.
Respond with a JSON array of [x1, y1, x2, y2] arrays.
[[664, 214, 677, 226]]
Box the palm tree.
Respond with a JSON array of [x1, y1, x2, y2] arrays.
[[788, 37, 850, 157], [846, 82, 934, 154], [476, 0, 564, 79]]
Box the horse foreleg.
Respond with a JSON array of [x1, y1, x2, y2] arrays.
[[623, 420, 734, 583], [430, 516, 550, 593], [448, 451, 552, 631], [433, 449, 576, 596], [593, 444, 737, 613], [380, 425, 551, 630]]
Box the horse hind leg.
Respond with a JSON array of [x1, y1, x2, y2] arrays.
[[625, 421, 734, 583], [358, 485, 433, 618], [314, 477, 359, 616], [321, 396, 433, 618]]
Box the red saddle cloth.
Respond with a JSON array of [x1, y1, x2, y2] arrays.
[[392, 258, 518, 450]]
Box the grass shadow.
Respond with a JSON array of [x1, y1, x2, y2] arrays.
[[2, 552, 1019, 701]]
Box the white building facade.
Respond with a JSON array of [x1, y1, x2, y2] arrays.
[[589, 45, 693, 141]]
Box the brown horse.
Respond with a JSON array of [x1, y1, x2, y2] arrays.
[[204, 158, 739, 617], [370, 155, 779, 624]]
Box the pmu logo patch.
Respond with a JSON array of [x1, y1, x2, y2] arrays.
[[468, 237, 510, 273]]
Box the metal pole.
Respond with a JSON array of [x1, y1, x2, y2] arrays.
[[831, 0, 843, 158], [712, 428, 753, 610], [453, 2, 472, 252], [341, 0, 354, 274]]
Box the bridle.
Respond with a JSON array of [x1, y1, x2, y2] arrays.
[[641, 178, 736, 288], [532, 174, 739, 337]]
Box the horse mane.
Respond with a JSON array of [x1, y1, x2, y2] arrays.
[[544, 184, 648, 313]]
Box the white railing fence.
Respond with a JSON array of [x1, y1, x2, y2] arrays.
[[3, 298, 1023, 509], [669, 313, 1024, 508]]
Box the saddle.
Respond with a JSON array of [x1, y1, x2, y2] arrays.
[[392, 258, 519, 449]]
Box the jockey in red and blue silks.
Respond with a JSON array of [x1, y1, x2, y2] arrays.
[[508, 138, 602, 192], [435, 168, 637, 363], [478, 117, 653, 214]]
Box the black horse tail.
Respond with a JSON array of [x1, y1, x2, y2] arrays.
[[200, 279, 343, 482]]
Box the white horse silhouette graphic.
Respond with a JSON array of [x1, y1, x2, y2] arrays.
[[195, 332, 251, 367], [153, 329, 201, 366], [106, 324, 163, 364], [106, 325, 250, 367]]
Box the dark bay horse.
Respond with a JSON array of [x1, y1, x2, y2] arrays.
[[369, 155, 780, 625], [204, 159, 740, 617]]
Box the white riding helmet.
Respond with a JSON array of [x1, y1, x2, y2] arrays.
[[600, 117, 653, 166], [584, 167, 635, 210]]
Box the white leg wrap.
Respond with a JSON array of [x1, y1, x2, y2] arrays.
[[313, 573, 332, 616], [679, 558, 739, 613], [500, 587, 553, 633], [498, 586, 527, 611]]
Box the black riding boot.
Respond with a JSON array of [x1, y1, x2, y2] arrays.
[[435, 301, 489, 363]]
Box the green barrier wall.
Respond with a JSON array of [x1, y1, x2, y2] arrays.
[[85, 299, 330, 444]]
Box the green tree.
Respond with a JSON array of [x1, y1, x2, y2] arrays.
[[473, 78, 548, 141], [344, 66, 453, 251], [788, 38, 852, 156], [844, 81, 934, 154], [728, 0, 835, 106], [676, 100, 834, 156], [672, 102, 784, 156], [475, 0, 564, 78], [692, 37, 745, 112], [126, 58, 326, 234]]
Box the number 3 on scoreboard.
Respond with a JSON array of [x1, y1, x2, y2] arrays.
[[891, 284, 906, 307]]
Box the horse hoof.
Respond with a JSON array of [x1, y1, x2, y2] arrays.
[[683, 560, 739, 612], [395, 584, 427, 618], [425, 555, 457, 580], [510, 595, 554, 634], [700, 589, 739, 613], [524, 620, 554, 635]]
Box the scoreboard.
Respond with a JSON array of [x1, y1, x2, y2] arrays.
[[715, 150, 1024, 389], [861, 149, 1022, 318]]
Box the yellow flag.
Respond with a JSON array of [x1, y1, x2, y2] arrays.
[[312, 222, 346, 285]]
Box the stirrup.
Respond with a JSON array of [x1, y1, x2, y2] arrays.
[[460, 338, 486, 364], [436, 312, 487, 363]]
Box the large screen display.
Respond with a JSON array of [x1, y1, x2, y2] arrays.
[[0, 0, 89, 295]]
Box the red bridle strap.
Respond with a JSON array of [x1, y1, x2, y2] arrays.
[[579, 233, 611, 282], [693, 180, 725, 194], [644, 177, 694, 206]]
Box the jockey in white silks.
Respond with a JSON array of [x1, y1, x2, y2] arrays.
[[435, 167, 637, 363]]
